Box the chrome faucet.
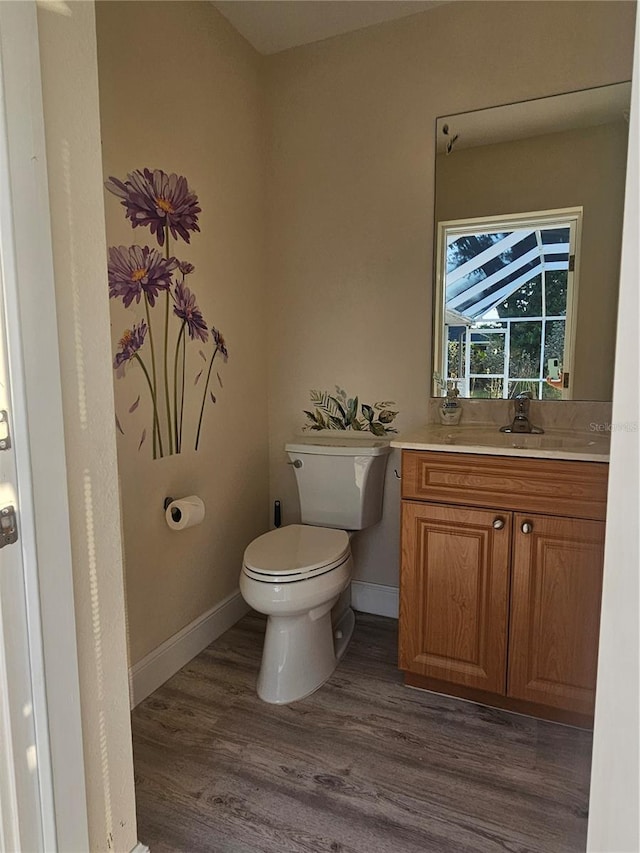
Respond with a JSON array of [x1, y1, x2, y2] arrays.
[[500, 392, 544, 434]]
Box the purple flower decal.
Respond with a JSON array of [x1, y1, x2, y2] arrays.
[[173, 280, 208, 343], [105, 169, 201, 247], [212, 327, 229, 362], [113, 320, 147, 370], [104, 164, 229, 458], [177, 261, 195, 276], [108, 245, 177, 307]]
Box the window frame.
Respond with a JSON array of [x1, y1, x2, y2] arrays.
[[433, 207, 583, 399]]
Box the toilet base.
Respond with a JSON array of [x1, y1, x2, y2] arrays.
[[257, 603, 355, 705], [333, 603, 355, 662]]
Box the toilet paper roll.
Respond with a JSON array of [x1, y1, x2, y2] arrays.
[[165, 496, 205, 531]]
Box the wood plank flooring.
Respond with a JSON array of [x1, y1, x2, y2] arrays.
[[132, 612, 592, 853]]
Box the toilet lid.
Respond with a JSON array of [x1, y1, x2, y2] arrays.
[[243, 524, 350, 577]]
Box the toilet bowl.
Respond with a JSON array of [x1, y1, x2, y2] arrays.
[[240, 435, 391, 704], [240, 524, 355, 704]]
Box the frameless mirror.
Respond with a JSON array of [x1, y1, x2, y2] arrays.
[[432, 82, 631, 401]]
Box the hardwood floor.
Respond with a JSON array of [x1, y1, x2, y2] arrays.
[[132, 612, 592, 853]]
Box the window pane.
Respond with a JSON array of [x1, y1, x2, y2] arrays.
[[446, 230, 536, 314], [497, 274, 542, 318], [509, 321, 541, 377], [475, 321, 507, 331], [446, 232, 509, 275], [542, 382, 563, 400], [544, 271, 568, 316], [544, 319, 565, 368], [470, 377, 503, 398], [508, 380, 541, 399], [469, 333, 504, 375], [446, 330, 466, 381], [540, 226, 571, 268], [444, 223, 571, 323]]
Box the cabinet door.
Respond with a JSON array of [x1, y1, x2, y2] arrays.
[[508, 513, 605, 715], [399, 501, 511, 693]]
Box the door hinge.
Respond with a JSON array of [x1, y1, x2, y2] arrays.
[[568, 254, 575, 272], [0, 410, 10, 451], [0, 505, 18, 548]]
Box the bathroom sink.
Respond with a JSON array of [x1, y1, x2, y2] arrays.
[[390, 424, 611, 461], [442, 427, 606, 452], [498, 433, 599, 451]]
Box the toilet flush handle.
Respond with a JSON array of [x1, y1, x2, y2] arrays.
[[287, 459, 302, 468]]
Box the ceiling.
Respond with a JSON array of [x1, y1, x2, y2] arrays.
[[213, 0, 444, 55]]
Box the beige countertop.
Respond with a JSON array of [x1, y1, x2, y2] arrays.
[[390, 423, 610, 463]]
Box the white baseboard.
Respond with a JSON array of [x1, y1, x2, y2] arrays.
[[351, 581, 399, 619], [130, 844, 150, 853], [129, 589, 249, 708]]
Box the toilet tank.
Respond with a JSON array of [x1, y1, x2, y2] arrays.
[[285, 436, 391, 530]]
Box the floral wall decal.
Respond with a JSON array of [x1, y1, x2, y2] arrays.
[[106, 168, 228, 458], [303, 386, 399, 436]]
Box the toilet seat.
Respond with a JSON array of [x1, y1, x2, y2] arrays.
[[243, 524, 350, 584]]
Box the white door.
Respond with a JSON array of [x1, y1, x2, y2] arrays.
[[0, 3, 89, 850], [0, 252, 50, 852]]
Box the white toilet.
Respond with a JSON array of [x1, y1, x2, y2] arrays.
[[240, 436, 391, 704]]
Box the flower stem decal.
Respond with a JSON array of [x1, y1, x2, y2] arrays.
[[195, 328, 228, 451], [142, 294, 161, 458], [163, 228, 174, 454], [134, 355, 163, 457], [173, 320, 186, 453], [106, 168, 228, 458]]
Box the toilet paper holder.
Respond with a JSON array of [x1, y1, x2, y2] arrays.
[[163, 495, 206, 531], [163, 496, 181, 524]]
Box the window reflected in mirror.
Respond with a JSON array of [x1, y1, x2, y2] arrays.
[[432, 83, 631, 401], [436, 209, 580, 400]]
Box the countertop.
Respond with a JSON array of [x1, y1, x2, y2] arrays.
[[390, 423, 610, 463]]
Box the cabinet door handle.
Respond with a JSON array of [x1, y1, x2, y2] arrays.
[[492, 517, 505, 530], [521, 521, 533, 534]]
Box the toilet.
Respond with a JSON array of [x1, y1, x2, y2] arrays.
[[240, 436, 391, 704]]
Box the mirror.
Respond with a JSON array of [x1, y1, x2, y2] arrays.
[[433, 82, 631, 401]]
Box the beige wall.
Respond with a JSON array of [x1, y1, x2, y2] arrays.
[[96, 1, 270, 664], [436, 121, 629, 401], [264, 0, 636, 589], [37, 2, 137, 851]]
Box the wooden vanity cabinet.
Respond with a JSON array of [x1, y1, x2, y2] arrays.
[[400, 501, 511, 694], [399, 450, 608, 725], [508, 512, 605, 715]]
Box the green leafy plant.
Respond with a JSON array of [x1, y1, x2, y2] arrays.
[[303, 386, 398, 436]]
